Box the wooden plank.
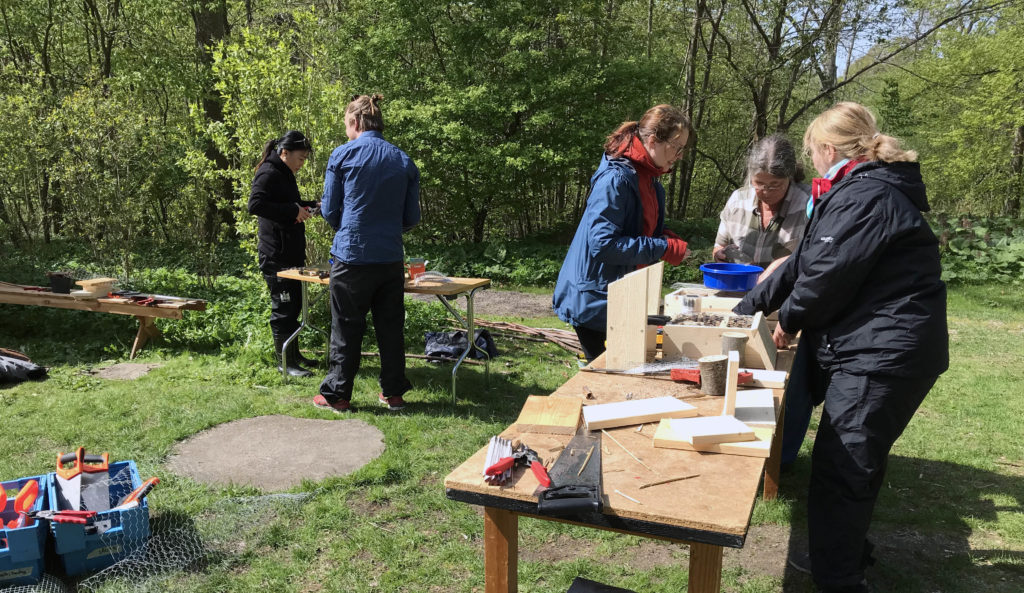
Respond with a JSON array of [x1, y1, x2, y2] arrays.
[[688, 542, 724, 593], [484, 507, 517, 593], [749, 311, 778, 370], [722, 351, 740, 416], [653, 419, 772, 458], [582, 396, 697, 431], [732, 389, 777, 425], [661, 416, 755, 446], [75, 277, 118, 287], [646, 261, 664, 315], [661, 312, 773, 370], [0, 291, 185, 319], [606, 266, 651, 369], [131, 317, 160, 359], [738, 368, 787, 389], [696, 296, 741, 314], [512, 395, 581, 435]]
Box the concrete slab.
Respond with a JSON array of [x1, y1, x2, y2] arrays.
[[166, 415, 385, 491], [93, 362, 162, 380]]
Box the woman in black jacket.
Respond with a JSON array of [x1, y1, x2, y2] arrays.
[[736, 103, 948, 593], [248, 130, 318, 377]]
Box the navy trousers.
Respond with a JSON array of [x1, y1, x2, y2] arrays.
[[319, 261, 412, 402], [808, 369, 937, 590]]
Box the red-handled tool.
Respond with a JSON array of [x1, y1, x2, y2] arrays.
[[112, 477, 159, 510], [28, 510, 98, 524], [485, 444, 551, 488], [669, 368, 753, 387], [0, 484, 6, 515]]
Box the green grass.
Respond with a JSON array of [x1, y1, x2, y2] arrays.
[[0, 283, 1022, 592]]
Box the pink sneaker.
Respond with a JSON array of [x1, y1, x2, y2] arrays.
[[313, 394, 352, 413], [378, 393, 406, 411]]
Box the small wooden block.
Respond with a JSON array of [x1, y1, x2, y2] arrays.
[[722, 351, 740, 416], [606, 266, 652, 369], [653, 418, 772, 458], [750, 311, 778, 370], [739, 368, 787, 389], [663, 415, 755, 446], [733, 389, 777, 425], [512, 395, 582, 435], [583, 396, 697, 431]]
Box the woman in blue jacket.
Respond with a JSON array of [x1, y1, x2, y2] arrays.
[[552, 104, 691, 361]]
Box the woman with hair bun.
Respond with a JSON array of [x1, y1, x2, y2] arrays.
[[248, 130, 318, 377], [553, 104, 692, 362], [736, 102, 948, 593], [315, 94, 421, 413]]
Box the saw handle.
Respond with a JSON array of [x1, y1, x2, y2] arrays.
[[114, 477, 159, 509]]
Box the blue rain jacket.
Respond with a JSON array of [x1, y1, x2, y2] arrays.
[[552, 154, 670, 331]]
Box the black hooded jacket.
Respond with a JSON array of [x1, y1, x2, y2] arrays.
[[248, 151, 317, 272], [735, 161, 948, 379]]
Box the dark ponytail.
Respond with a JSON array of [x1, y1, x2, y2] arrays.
[[603, 104, 691, 157], [254, 130, 312, 172]]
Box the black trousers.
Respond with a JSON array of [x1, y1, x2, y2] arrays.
[[262, 273, 302, 343], [319, 261, 411, 402], [574, 325, 607, 363], [808, 369, 938, 590]]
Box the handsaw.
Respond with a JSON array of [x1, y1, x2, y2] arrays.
[[537, 427, 603, 517]]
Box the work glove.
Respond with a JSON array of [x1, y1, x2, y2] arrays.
[[661, 237, 688, 266]]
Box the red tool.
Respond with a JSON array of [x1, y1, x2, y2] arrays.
[[28, 510, 98, 524], [7, 479, 39, 528], [0, 484, 6, 514], [669, 368, 753, 387], [113, 477, 159, 510], [485, 444, 552, 488]]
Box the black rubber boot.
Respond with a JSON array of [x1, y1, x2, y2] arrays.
[[291, 343, 322, 368], [274, 338, 313, 378]]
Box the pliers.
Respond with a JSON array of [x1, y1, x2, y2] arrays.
[[669, 367, 754, 387], [28, 510, 98, 524], [484, 443, 552, 487]]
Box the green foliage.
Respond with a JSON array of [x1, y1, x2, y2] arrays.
[[930, 214, 1024, 285]]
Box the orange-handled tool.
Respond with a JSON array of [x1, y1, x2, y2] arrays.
[[669, 368, 753, 386], [113, 477, 159, 510], [7, 479, 38, 528]]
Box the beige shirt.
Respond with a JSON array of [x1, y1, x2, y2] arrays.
[[715, 183, 811, 269]]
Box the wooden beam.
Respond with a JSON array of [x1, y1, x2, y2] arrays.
[[131, 317, 160, 359], [688, 542, 723, 593], [484, 507, 517, 593], [722, 351, 740, 416]]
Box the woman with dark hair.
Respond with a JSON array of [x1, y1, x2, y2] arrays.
[[736, 102, 948, 593], [714, 134, 811, 281], [552, 104, 691, 362], [248, 130, 318, 377], [315, 94, 421, 413]]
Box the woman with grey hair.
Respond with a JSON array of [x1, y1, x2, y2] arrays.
[[713, 134, 811, 281]]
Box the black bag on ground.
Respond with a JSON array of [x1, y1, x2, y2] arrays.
[[566, 577, 638, 593], [0, 348, 47, 383], [424, 329, 498, 360]]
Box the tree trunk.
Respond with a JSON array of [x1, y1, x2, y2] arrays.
[[472, 206, 489, 243], [1008, 122, 1024, 218], [191, 0, 234, 243]]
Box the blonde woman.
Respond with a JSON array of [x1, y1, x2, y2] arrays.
[[315, 94, 421, 413], [736, 102, 948, 593]]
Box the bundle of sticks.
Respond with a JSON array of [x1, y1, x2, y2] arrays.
[[482, 436, 514, 485], [472, 320, 582, 355]]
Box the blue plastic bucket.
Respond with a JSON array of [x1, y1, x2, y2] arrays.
[[699, 263, 763, 292]]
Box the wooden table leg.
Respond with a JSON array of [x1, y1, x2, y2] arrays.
[[483, 507, 517, 593], [688, 542, 723, 593], [131, 316, 160, 359], [763, 400, 785, 500]]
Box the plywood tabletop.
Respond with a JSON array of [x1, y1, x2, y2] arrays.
[[445, 357, 787, 540], [277, 268, 490, 296]]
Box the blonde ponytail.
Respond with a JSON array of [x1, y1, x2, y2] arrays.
[[346, 93, 385, 133], [804, 102, 917, 164]]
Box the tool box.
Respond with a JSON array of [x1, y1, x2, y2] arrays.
[[46, 459, 150, 576], [0, 474, 49, 586]]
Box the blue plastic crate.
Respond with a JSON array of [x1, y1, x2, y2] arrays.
[[0, 473, 49, 586], [47, 460, 151, 576]]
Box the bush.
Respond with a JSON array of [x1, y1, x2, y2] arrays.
[[930, 214, 1024, 285]]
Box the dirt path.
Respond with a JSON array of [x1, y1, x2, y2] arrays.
[[409, 288, 555, 319]]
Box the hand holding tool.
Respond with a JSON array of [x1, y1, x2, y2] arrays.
[[485, 443, 551, 488]]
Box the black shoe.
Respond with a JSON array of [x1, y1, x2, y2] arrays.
[[788, 549, 812, 575], [274, 339, 313, 378], [288, 340, 321, 368]]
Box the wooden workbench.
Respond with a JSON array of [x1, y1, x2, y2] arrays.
[[445, 351, 793, 593], [0, 284, 206, 358]]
